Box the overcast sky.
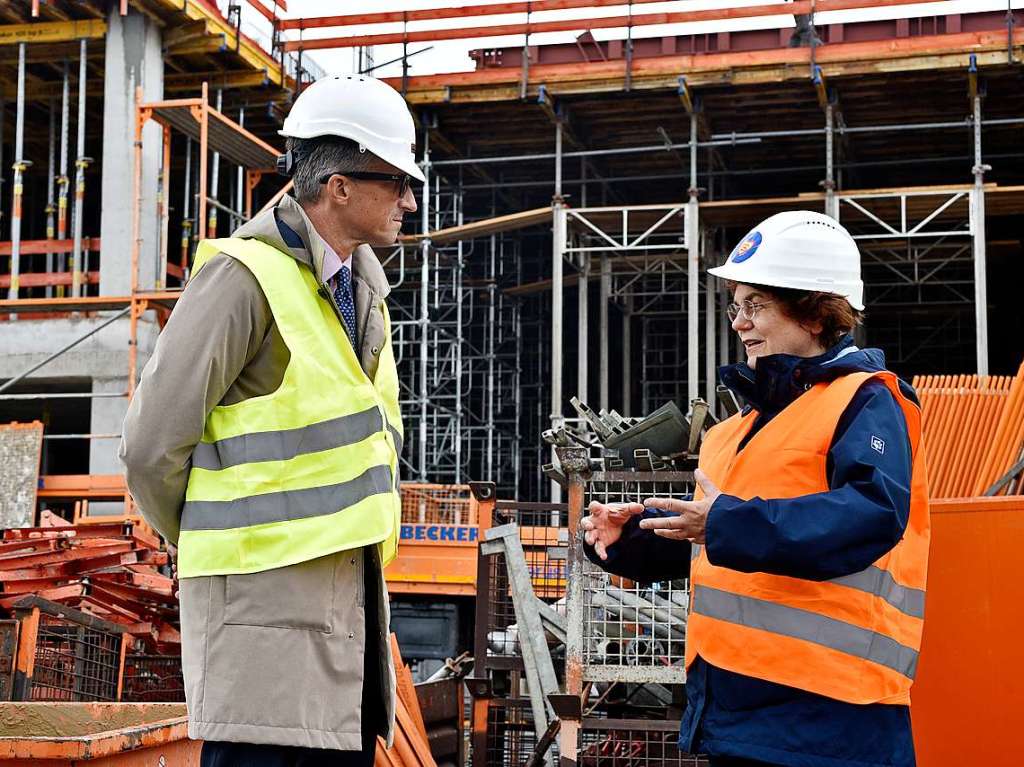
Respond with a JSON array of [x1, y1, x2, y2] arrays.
[[237, 0, 1022, 78]]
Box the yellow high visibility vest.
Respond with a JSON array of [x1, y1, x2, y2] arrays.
[[176, 237, 403, 578]]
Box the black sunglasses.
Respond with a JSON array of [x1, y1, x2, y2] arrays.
[[318, 170, 414, 197]]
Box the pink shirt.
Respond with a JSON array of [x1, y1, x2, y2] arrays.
[[318, 234, 353, 288]]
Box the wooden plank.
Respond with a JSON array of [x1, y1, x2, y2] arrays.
[[401, 206, 552, 246]]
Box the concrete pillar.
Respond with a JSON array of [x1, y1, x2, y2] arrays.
[[93, 8, 161, 492], [99, 6, 163, 296]]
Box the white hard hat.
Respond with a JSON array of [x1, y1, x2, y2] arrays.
[[708, 210, 864, 311], [280, 74, 425, 182]]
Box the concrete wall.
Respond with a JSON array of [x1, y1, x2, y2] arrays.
[[99, 6, 163, 296]]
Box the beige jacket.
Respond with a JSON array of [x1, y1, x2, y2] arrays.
[[120, 196, 397, 749]]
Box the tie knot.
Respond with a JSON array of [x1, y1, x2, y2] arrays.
[[339, 264, 352, 287]]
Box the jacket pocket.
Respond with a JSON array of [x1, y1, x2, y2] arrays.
[[223, 555, 338, 633]]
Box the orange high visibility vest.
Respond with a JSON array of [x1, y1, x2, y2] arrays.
[[686, 371, 930, 705]]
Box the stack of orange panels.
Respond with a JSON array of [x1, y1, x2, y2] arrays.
[[376, 635, 438, 767], [0, 519, 180, 651], [913, 360, 1024, 498]]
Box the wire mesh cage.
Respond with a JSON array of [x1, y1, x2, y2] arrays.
[[485, 696, 560, 767], [479, 501, 568, 665], [401, 483, 476, 525], [19, 606, 126, 702], [580, 472, 695, 684], [579, 718, 707, 767], [121, 653, 186, 702]]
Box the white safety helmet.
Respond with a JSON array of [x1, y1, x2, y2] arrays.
[[708, 210, 865, 311], [279, 74, 425, 182]]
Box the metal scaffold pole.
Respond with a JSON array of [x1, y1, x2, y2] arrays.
[[57, 60, 70, 289], [45, 99, 56, 299], [181, 137, 192, 273], [621, 295, 632, 416], [419, 132, 431, 482], [687, 111, 700, 403], [208, 89, 223, 238], [550, 119, 565, 503], [236, 106, 246, 232], [71, 38, 89, 298], [577, 254, 588, 404], [825, 102, 837, 218], [8, 42, 28, 301], [972, 94, 989, 378], [705, 240, 717, 407], [599, 254, 610, 411]]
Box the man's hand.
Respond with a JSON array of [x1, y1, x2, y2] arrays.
[[580, 501, 644, 560], [637, 469, 721, 545]]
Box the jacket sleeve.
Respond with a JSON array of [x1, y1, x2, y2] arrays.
[[119, 256, 271, 543], [704, 380, 913, 581], [583, 509, 693, 584]]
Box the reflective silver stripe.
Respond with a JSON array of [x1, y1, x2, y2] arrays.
[[389, 425, 403, 458], [830, 566, 926, 620], [693, 585, 918, 679], [181, 464, 394, 531], [690, 543, 701, 561], [192, 408, 384, 471]]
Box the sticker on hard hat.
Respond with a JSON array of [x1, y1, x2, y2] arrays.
[[730, 231, 762, 263]]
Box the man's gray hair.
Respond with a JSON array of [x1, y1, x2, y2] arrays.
[[288, 136, 373, 204]]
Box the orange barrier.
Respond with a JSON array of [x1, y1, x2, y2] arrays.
[[912, 496, 1024, 767], [913, 362, 1024, 498], [0, 703, 198, 765]]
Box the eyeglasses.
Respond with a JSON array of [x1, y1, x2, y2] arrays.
[[318, 171, 415, 197], [726, 299, 774, 322]]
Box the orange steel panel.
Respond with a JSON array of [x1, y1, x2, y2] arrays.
[[912, 497, 1024, 767], [0, 238, 99, 256], [385, 27, 1021, 94], [37, 475, 127, 500], [280, 0, 671, 31], [0, 271, 99, 289], [385, 538, 478, 596], [283, 0, 934, 51]]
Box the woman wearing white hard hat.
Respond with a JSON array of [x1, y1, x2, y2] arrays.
[[582, 211, 930, 767]]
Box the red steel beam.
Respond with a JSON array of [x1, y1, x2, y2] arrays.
[[282, 0, 931, 52], [279, 0, 669, 31], [384, 28, 1018, 91], [0, 271, 99, 289], [0, 238, 99, 256]]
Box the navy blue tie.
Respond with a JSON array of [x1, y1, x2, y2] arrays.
[[333, 265, 357, 344]]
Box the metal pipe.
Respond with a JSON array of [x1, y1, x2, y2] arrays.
[[0, 391, 126, 400], [825, 103, 837, 218], [235, 106, 246, 232], [181, 137, 192, 271], [158, 125, 171, 289], [972, 95, 989, 378], [622, 295, 632, 416], [45, 98, 56, 299], [56, 60, 70, 292], [454, 185, 464, 483], [599, 255, 610, 411], [71, 38, 89, 298], [687, 113, 699, 403], [419, 131, 431, 481], [208, 89, 223, 238], [486, 233, 496, 478], [577, 254, 588, 404], [429, 137, 761, 167], [8, 42, 27, 301], [198, 83, 209, 241], [705, 271, 717, 406], [0, 306, 132, 394], [550, 121, 564, 503]]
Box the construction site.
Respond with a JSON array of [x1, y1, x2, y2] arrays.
[[0, 0, 1022, 765]]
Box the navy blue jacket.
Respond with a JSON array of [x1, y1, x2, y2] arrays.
[[585, 338, 918, 767]]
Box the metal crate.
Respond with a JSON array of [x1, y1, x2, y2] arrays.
[[12, 597, 127, 702], [484, 696, 560, 767], [579, 472, 695, 684], [401, 483, 476, 525], [476, 500, 568, 668], [121, 654, 186, 702], [579, 718, 707, 767]]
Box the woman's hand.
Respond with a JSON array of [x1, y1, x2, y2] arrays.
[[638, 469, 721, 545], [580, 501, 644, 560]]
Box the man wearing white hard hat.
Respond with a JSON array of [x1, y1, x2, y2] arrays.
[[121, 75, 421, 766], [582, 211, 930, 767]]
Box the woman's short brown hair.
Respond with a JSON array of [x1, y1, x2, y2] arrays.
[[727, 281, 863, 349]]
